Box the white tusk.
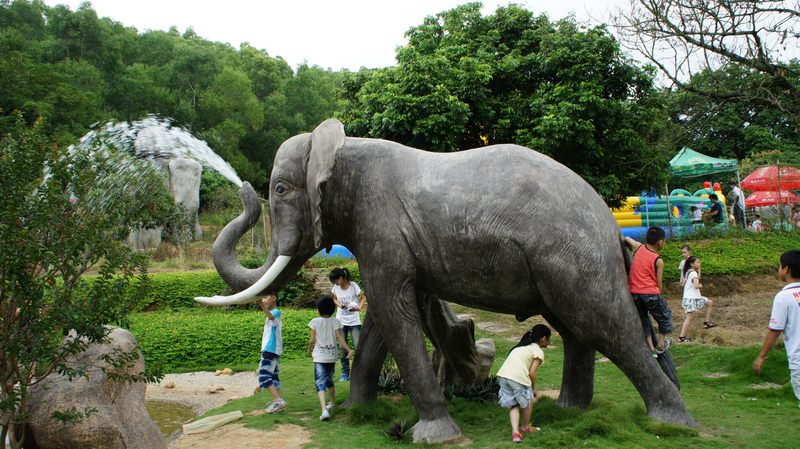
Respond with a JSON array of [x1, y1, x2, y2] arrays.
[[194, 255, 292, 306]]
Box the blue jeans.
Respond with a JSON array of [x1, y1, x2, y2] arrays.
[[314, 362, 336, 392], [258, 351, 281, 390], [339, 325, 361, 376]]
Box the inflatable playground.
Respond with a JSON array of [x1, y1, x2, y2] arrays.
[[612, 182, 727, 238]]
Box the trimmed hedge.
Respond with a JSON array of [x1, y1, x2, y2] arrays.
[[128, 308, 334, 371], [83, 267, 316, 311]]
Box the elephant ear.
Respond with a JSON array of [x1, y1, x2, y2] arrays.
[[307, 119, 345, 248]]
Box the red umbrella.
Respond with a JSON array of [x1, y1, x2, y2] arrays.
[[745, 190, 800, 207], [741, 166, 800, 191]]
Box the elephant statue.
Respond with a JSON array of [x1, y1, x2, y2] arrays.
[[196, 119, 696, 442]]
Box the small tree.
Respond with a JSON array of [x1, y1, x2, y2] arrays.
[[0, 115, 168, 448]]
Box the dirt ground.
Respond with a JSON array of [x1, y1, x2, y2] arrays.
[[159, 274, 782, 448], [660, 273, 782, 345]]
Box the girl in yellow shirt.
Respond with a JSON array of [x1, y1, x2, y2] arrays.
[[496, 324, 551, 443]]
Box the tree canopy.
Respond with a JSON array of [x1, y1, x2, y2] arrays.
[[613, 0, 800, 123], [339, 3, 669, 205], [0, 0, 343, 193]]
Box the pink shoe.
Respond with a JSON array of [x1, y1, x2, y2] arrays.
[[520, 426, 540, 434], [512, 433, 522, 443]]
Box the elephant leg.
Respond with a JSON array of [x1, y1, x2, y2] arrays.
[[343, 309, 388, 407], [542, 313, 595, 409], [545, 288, 696, 429], [368, 276, 461, 443], [416, 292, 480, 385]]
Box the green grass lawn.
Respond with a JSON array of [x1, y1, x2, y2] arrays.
[[182, 328, 799, 448]]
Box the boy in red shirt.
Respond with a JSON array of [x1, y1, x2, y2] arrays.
[[625, 227, 673, 357]]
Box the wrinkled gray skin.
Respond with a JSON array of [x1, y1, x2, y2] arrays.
[[210, 119, 696, 442]]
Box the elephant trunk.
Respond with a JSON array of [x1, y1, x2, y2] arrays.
[[195, 182, 300, 306]]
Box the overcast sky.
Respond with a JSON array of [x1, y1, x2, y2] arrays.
[[43, 0, 626, 71]]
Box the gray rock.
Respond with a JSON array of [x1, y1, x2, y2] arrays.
[[27, 327, 168, 449], [169, 158, 203, 240]]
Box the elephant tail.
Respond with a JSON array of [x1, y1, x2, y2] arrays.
[[619, 231, 633, 276]]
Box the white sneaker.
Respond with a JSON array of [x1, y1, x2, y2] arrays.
[[265, 398, 287, 413], [320, 409, 330, 421], [326, 402, 334, 410]]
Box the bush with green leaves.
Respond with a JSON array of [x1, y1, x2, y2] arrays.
[[0, 116, 167, 448], [128, 309, 320, 371]]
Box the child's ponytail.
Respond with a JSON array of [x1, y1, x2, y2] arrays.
[[683, 256, 698, 279], [328, 267, 352, 283], [507, 324, 551, 357]]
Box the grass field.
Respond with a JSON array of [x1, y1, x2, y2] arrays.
[[177, 312, 799, 448]]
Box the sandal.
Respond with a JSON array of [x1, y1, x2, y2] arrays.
[[704, 322, 718, 329], [679, 336, 694, 343], [520, 427, 540, 434]]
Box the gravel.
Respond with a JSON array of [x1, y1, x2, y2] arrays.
[[146, 370, 260, 417]]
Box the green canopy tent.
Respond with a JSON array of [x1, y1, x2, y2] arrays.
[[667, 147, 743, 226], [669, 147, 740, 183]]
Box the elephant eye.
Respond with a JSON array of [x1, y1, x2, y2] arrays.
[[276, 186, 286, 194]]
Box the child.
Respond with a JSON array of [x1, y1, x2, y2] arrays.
[[496, 324, 551, 443], [751, 214, 762, 232], [259, 295, 287, 413], [678, 245, 691, 287], [690, 206, 703, 225], [624, 227, 673, 357], [328, 267, 366, 381], [753, 250, 800, 406], [678, 256, 716, 343], [308, 295, 353, 421]]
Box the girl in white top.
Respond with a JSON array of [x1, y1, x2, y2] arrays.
[[678, 256, 716, 343], [496, 324, 551, 443], [328, 267, 366, 381]]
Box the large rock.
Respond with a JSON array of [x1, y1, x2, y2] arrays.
[[27, 327, 168, 449], [431, 337, 495, 386], [169, 158, 203, 240]]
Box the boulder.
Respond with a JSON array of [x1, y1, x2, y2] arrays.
[[168, 158, 203, 240], [430, 338, 495, 386], [27, 327, 168, 449]]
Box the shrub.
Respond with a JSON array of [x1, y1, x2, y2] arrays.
[[128, 308, 319, 371], [84, 266, 317, 311]]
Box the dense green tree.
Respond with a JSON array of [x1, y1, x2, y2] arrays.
[[339, 3, 667, 205], [663, 63, 800, 161], [0, 0, 344, 194]]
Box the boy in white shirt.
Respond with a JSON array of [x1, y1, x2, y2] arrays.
[[308, 295, 353, 421], [753, 250, 800, 406]]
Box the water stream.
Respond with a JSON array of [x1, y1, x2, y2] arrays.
[[74, 115, 243, 187]]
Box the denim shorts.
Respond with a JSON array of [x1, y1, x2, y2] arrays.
[[314, 362, 336, 392], [632, 293, 673, 336], [498, 377, 532, 409], [258, 351, 281, 390]]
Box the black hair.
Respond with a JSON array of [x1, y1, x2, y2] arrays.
[[754, 214, 761, 219], [683, 256, 699, 278], [690, 206, 697, 212], [780, 250, 800, 279], [709, 193, 718, 201], [507, 324, 551, 357], [728, 181, 736, 186], [681, 245, 691, 252], [645, 227, 666, 245], [317, 295, 336, 316], [328, 267, 352, 283]]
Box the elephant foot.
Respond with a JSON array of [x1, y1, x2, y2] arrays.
[[647, 404, 697, 429], [412, 416, 462, 443], [556, 388, 592, 409]]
